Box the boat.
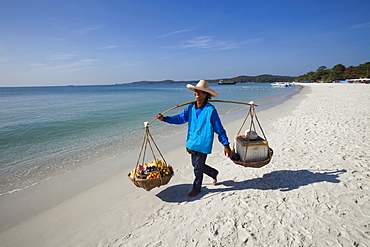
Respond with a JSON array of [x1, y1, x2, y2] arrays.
[[218, 80, 236, 85], [271, 82, 290, 87]]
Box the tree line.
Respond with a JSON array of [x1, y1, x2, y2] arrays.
[[129, 61, 369, 85], [205, 74, 296, 84], [297, 61, 370, 82], [130, 74, 297, 84]]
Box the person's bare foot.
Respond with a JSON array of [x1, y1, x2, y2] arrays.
[[213, 172, 218, 185], [187, 190, 200, 197]]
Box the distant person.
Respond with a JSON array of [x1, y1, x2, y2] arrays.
[[156, 80, 232, 197]]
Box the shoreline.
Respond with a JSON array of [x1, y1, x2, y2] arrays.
[[1, 83, 369, 246], [0, 84, 307, 245], [0, 83, 300, 197], [0, 84, 302, 198]]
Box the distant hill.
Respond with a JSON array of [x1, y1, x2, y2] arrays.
[[128, 74, 296, 85], [130, 80, 186, 84], [215, 74, 297, 83]]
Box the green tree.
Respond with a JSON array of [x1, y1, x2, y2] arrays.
[[315, 66, 329, 81], [332, 64, 345, 74], [326, 64, 346, 81]]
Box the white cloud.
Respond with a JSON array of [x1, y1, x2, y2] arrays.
[[0, 58, 12, 63], [350, 22, 370, 29], [115, 61, 140, 68], [160, 56, 171, 60], [166, 36, 260, 50], [102, 45, 119, 49], [33, 59, 100, 72], [49, 53, 75, 60], [78, 25, 105, 35], [183, 36, 214, 49], [158, 29, 193, 38]]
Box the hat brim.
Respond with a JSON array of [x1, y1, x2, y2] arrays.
[[186, 84, 218, 97]]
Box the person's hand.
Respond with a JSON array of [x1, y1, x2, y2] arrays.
[[224, 147, 232, 158], [156, 113, 165, 121]]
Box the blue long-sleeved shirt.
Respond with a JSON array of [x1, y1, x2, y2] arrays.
[[165, 103, 230, 148]]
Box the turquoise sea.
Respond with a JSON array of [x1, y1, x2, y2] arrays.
[[0, 83, 301, 196]]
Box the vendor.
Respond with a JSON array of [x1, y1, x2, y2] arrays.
[[156, 80, 232, 197]]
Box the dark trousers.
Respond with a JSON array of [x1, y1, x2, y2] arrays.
[[191, 151, 218, 192]]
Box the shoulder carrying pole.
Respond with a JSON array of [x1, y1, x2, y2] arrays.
[[147, 100, 257, 126]]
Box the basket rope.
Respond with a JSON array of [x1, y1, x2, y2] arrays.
[[134, 125, 169, 185], [232, 103, 270, 162], [232, 104, 273, 168]]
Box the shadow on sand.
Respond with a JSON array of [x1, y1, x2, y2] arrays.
[[156, 169, 347, 203]]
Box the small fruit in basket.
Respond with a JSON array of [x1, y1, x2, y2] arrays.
[[159, 166, 168, 176], [129, 170, 136, 178], [147, 171, 160, 179], [147, 160, 155, 167], [159, 164, 174, 177]]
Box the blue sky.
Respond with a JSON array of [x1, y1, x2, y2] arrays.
[[1, 0, 369, 86]]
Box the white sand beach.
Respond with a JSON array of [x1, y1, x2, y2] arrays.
[[0, 83, 369, 246]]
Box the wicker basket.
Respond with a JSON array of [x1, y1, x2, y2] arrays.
[[128, 172, 174, 191], [231, 148, 273, 168]]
